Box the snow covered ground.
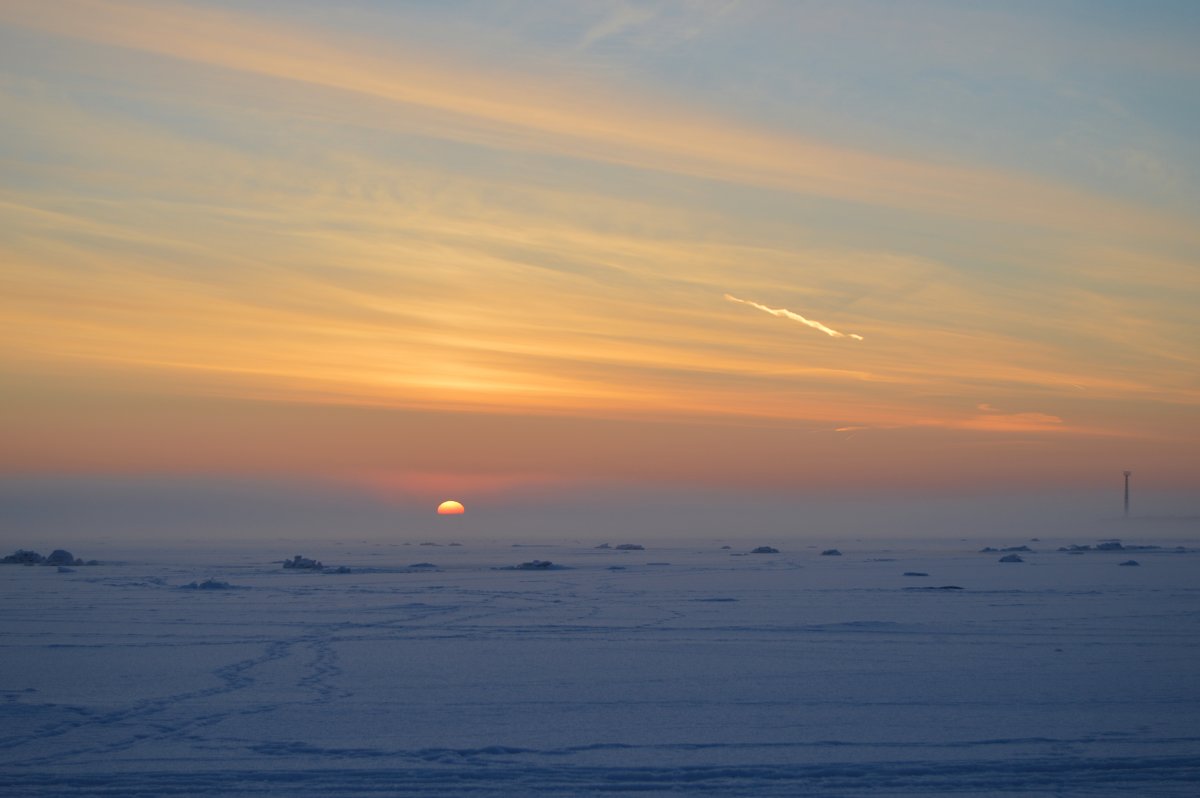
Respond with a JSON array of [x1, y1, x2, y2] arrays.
[[2, 535, 1198, 796]]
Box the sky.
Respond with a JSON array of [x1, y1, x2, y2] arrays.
[[2, 1, 1198, 541]]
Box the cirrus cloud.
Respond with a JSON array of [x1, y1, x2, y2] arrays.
[[724, 294, 863, 340]]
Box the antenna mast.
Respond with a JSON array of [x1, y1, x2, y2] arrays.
[[1123, 471, 1131, 517]]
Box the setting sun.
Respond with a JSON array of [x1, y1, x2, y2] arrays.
[[437, 500, 465, 515]]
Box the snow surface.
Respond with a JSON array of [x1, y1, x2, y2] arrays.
[[2, 536, 1198, 796]]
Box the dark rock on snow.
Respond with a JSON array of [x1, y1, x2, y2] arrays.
[[490, 559, 565, 570], [283, 555, 323, 570], [181, 578, 235, 590], [2, 549, 45, 564], [2, 549, 90, 566], [1060, 540, 1167, 554], [821, 549, 842, 556], [751, 546, 780, 554], [999, 554, 1024, 563], [45, 550, 79, 565]]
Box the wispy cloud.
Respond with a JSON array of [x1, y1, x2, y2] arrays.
[[578, 4, 656, 50], [965, 403, 1065, 433], [0, 0, 1189, 241], [1, 0, 1195, 493], [724, 294, 863, 340]]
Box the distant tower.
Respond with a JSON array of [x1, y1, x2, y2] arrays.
[[1123, 471, 1131, 517]]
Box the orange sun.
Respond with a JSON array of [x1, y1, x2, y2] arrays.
[[436, 500, 465, 515]]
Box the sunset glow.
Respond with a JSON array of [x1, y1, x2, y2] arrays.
[[5, 9, 1199, 795], [1, 1, 1197, 521]]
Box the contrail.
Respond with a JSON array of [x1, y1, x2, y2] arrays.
[[724, 294, 863, 340]]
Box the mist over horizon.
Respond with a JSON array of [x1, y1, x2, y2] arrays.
[[3, 474, 1195, 547]]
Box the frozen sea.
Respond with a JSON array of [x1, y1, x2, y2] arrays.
[[2, 535, 1198, 796]]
